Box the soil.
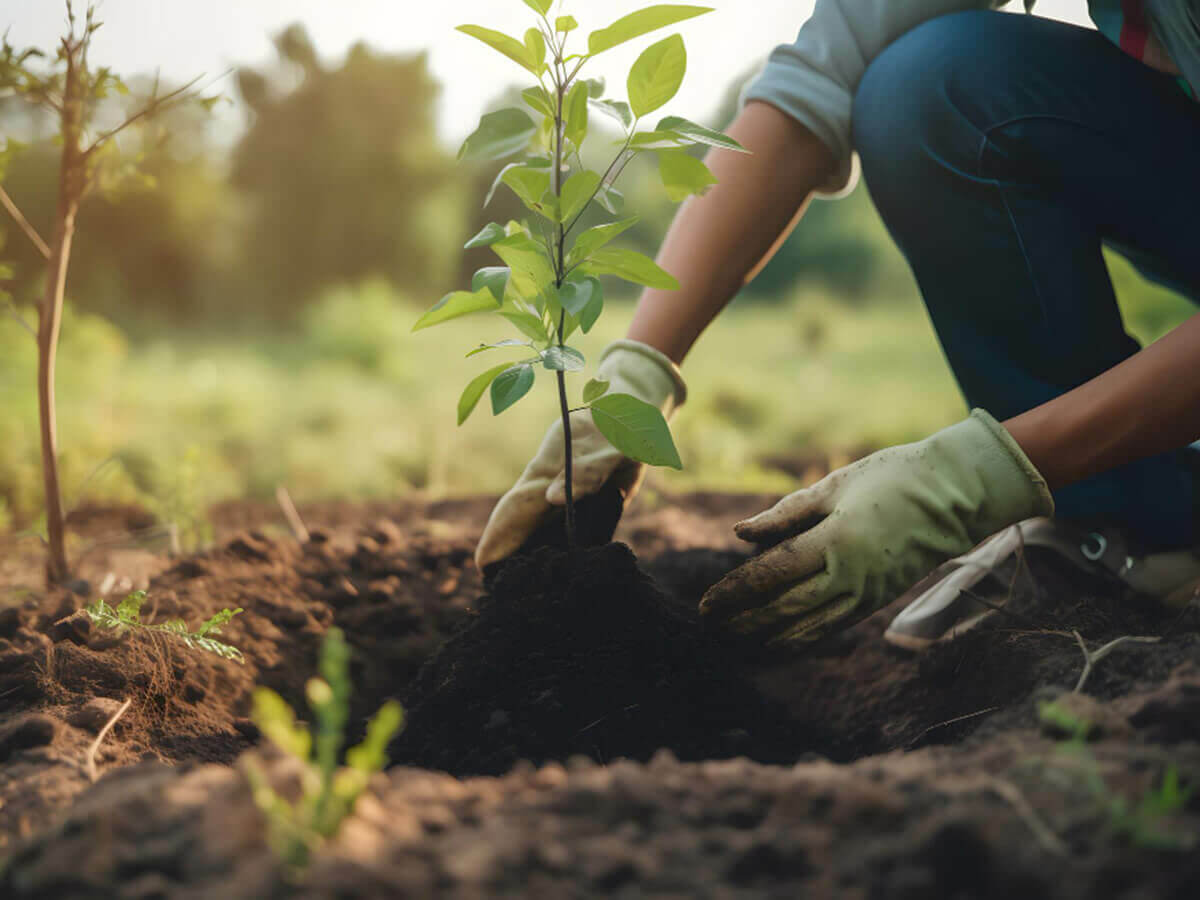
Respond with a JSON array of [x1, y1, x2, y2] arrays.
[[1, 492, 1199, 898]]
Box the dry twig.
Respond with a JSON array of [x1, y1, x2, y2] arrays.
[[1072, 630, 1161, 693], [85, 697, 131, 782]]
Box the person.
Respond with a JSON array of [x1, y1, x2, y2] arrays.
[[475, 1, 1200, 650]]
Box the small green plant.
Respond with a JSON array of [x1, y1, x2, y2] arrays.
[[414, 1, 745, 553], [243, 628, 405, 873], [85, 590, 244, 663]]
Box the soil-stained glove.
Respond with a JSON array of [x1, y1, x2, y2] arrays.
[[474, 339, 687, 571], [700, 410, 1054, 646]]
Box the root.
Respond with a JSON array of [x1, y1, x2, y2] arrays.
[[1071, 631, 1161, 694], [85, 697, 131, 782], [985, 776, 1069, 857], [276, 484, 310, 543]]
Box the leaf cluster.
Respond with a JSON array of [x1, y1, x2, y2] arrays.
[[243, 628, 405, 873], [84, 590, 244, 663], [414, 3, 746, 471]]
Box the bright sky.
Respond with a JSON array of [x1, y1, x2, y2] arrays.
[[3, 1, 1091, 146]]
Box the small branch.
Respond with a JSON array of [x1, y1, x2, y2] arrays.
[[83, 74, 204, 157], [905, 706, 1000, 748], [0, 183, 51, 259], [4, 297, 37, 339], [563, 128, 638, 238], [1072, 630, 1161, 693], [85, 697, 131, 782], [985, 776, 1069, 857], [275, 484, 310, 543]]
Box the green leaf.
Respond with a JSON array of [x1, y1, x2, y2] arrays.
[[466, 338, 532, 358], [501, 164, 552, 212], [558, 276, 597, 316], [583, 377, 610, 403], [588, 5, 713, 55], [491, 234, 557, 306], [196, 607, 243, 637], [522, 0, 553, 14], [541, 345, 586, 372], [590, 393, 682, 468], [564, 82, 589, 150], [524, 28, 547, 72], [558, 170, 602, 224], [456, 25, 538, 74], [459, 108, 537, 161], [629, 130, 689, 151], [568, 217, 639, 266], [556, 15, 579, 32], [485, 157, 550, 207], [117, 591, 146, 624], [596, 184, 625, 214], [658, 149, 717, 201], [458, 363, 513, 425], [521, 86, 554, 118], [465, 222, 507, 249], [252, 687, 312, 761], [590, 99, 634, 130], [491, 364, 536, 415], [584, 247, 679, 289], [580, 78, 606, 98], [578, 280, 604, 333], [412, 287, 501, 331], [628, 35, 687, 118], [345, 701, 405, 775], [500, 308, 551, 343], [472, 266, 510, 301], [657, 115, 748, 152]]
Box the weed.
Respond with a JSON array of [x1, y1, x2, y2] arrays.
[[243, 628, 404, 874], [84, 590, 244, 663]]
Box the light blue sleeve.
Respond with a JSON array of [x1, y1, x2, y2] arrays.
[[742, 0, 1007, 196]]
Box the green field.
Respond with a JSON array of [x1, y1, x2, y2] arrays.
[[1, 252, 1192, 533]]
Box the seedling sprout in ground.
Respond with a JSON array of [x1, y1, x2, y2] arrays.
[[85, 590, 245, 663], [413, 1, 746, 554]]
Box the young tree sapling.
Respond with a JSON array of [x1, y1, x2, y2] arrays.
[[413, 1, 746, 555]]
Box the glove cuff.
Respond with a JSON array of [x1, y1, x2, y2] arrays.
[[968, 408, 1056, 519], [598, 339, 688, 411]]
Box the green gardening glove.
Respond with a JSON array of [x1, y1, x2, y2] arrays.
[[699, 409, 1054, 647]]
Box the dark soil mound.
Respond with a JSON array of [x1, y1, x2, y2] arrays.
[[396, 543, 794, 775]]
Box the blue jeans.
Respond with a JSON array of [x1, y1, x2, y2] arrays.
[[852, 10, 1200, 549]]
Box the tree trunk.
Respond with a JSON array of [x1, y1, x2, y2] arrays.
[[38, 196, 78, 584]]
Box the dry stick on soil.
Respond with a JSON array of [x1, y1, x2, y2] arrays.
[[1071, 630, 1161, 694], [85, 697, 131, 782], [984, 775, 1069, 857], [904, 706, 1001, 749], [275, 484, 310, 543]]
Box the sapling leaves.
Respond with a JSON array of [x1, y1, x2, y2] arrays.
[[541, 345, 586, 372], [521, 86, 554, 118], [491, 233, 556, 304], [522, 0, 554, 15], [583, 247, 680, 289], [412, 287, 500, 331], [590, 98, 634, 131], [588, 5, 713, 55], [491, 364, 536, 414], [456, 25, 540, 75], [568, 217, 639, 265], [524, 28, 547, 73], [658, 149, 717, 201], [583, 377, 610, 403], [596, 184, 625, 214], [558, 170, 603, 224], [485, 157, 550, 207], [629, 130, 689, 151], [628, 34, 687, 117], [500, 164, 553, 212], [465, 222, 507, 249], [558, 275, 599, 315], [458, 362, 513, 425], [501, 305, 553, 343], [563, 82, 590, 150], [472, 266, 510, 301], [458, 107, 536, 161], [557, 16, 579, 33], [590, 393, 683, 468], [657, 115, 748, 152], [466, 338, 532, 358]]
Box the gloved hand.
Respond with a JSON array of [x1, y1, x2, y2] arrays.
[[474, 339, 687, 571], [699, 409, 1054, 646]]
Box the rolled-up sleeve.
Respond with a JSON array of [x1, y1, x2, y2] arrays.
[[742, 0, 1005, 195]]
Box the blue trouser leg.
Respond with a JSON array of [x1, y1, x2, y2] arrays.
[[852, 10, 1200, 549]]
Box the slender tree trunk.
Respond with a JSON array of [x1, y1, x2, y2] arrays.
[[551, 70, 576, 558], [38, 193, 78, 584]]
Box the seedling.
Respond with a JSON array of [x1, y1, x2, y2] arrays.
[[0, 2, 216, 584], [243, 628, 405, 874], [84, 590, 245, 663], [414, 1, 746, 553]]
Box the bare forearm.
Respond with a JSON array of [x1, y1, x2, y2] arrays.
[[1006, 312, 1200, 490], [625, 101, 835, 364]]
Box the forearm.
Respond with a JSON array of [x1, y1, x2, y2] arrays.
[[1005, 312, 1200, 490], [625, 101, 835, 364]]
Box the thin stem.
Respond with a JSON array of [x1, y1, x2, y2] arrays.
[[0, 184, 52, 259], [563, 123, 638, 238]]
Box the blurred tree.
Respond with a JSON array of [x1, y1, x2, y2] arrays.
[[232, 26, 461, 315]]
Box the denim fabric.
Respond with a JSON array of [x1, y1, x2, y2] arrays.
[[852, 10, 1200, 549]]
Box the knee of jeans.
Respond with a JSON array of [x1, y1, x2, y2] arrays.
[[852, 11, 994, 190]]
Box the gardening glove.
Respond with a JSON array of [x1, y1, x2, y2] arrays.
[[700, 409, 1055, 647], [475, 339, 687, 571]]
